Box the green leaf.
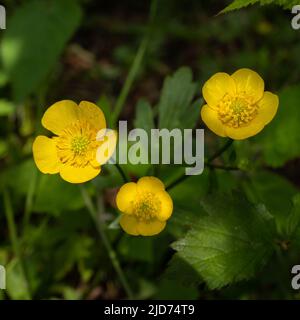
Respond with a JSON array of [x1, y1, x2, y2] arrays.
[[33, 174, 85, 215], [221, 0, 298, 13], [135, 278, 157, 300], [167, 170, 240, 238], [0, 140, 8, 158], [60, 286, 83, 300], [134, 99, 155, 134], [23, 213, 94, 284], [6, 259, 30, 300], [163, 254, 202, 287], [54, 235, 93, 280], [0, 0, 82, 102], [97, 95, 113, 128], [284, 194, 300, 240], [0, 100, 15, 116], [0, 159, 37, 195], [158, 67, 199, 130], [155, 278, 199, 300], [118, 235, 155, 263], [242, 170, 298, 234], [108, 215, 121, 230], [172, 192, 275, 289], [254, 85, 300, 167], [167, 206, 204, 239]]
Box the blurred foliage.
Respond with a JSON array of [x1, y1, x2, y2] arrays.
[[1, 0, 82, 102], [254, 85, 300, 167], [1, 0, 300, 300]]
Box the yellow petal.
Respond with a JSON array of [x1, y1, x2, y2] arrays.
[[78, 101, 106, 130], [116, 182, 137, 214], [42, 100, 79, 135], [256, 91, 279, 125], [156, 191, 173, 221], [137, 176, 165, 194], [32, 136, 61, 174], [231, 68, 264, 103], [137, 219, 166, 236], [202, 72, 236, 108], [120, 215, 139, 236], [225, 122, 265, 140], [60, 164, 100, 184], [201, 104, 226, 137]]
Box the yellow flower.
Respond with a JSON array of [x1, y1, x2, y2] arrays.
[[116, 177, 173, 236], [33, 100, 115, 184], [201, 68, 279, 140]]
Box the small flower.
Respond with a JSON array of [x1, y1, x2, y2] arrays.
[[33, 100, 115, 184], [116, 177, 173, 236], [201, 68, 279, 140]]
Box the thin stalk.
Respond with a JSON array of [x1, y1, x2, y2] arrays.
[[207, 139, 234, 163], [115, 163, 128, 184], [80, 186, 133, 299], [23, 169, 38, 232], [275, 246, 291, 297], [206, 163, 239, 171], [165, 163, 238, 191], [111, 0, 159, 126], [112, 38, 148, 126], [3, 190, 31, 299], [166, 139, 235, 191]]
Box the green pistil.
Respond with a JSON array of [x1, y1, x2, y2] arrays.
[[71, 136, 89, 155]]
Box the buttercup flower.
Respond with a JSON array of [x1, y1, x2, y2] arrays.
[[33, 100, 115, 184], [116, 177, 173, 236], [201, 68, 279, 140]]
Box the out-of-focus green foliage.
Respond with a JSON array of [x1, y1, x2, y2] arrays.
[[0, 0, 82, 102], [254, 86, 300, 167]]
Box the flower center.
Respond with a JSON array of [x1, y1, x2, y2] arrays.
[[56, 120, 100, 167], [218, 94, 258, 128], [71, 136, 89, 155], [133, 192, 161, 222]]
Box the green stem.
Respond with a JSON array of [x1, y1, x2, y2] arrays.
[[112, 38, 147, 126], [115, 163, 128, 184], [3, 190, 31, 299], [23, 169, 38, 232], [165, 163, 238, 191], [80, 186, 133, 299], [207, 139, 234, 163], [275, 246, 291, 297], [166, 139, 235, 191], [111, 0, 158, 126], [205, 163, 239, 171]]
